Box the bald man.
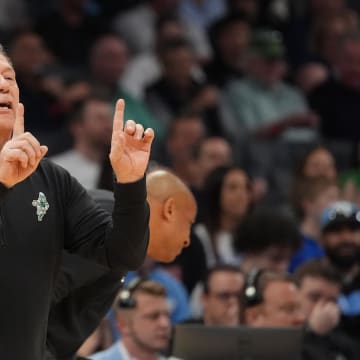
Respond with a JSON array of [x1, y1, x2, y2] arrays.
[[46, 169, 197, 360], [147, 169, 197, 262]]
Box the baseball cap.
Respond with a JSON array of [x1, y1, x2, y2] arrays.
[[249, 29, 286, 60], [320, 201, 360, 232]]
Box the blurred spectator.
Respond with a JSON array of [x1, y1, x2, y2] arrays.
[[123, 257, 191, 327], [294, 260, 360, 360], [194, 166, 252, 267], [121, 15, 189, 99], [235, 209, 302, 273], [284, 0, 352, 68], [90, 280, 172, 360], [178, 0, 227, 30], [192, 136, 233, 191], [188, 265, 244, 326], [295, 62, 328, 95], [309, 32, 360, 145], [88, 33, 164, 140], [35, 0, 107, 68], [145, 37, 224, 137], [112, 0, 211, 59], [289, 176, 339, 272], [155, 113, 206, 185], [205, 13, 251, 87], [320, 201, 360, 340], [0, 0, 29, 35], [241, 270, 305, 327], [51, 94, 113, 189], [7, 29, 77, 153], [310, 12, 359, 72], [294, 145, 338, 180], [224, 29, 318, 142]]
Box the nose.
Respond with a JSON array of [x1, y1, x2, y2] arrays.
[[158, 313, 171, 329], [0, 75, 10, 92]]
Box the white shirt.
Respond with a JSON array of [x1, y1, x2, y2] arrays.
[[50, 149, 101, 189]]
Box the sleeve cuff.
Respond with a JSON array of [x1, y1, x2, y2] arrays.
[[113, 176, 146, 207], [0, 182, 11, 199]]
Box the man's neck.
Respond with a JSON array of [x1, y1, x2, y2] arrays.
[[122, 338, 159, 360], [300, 217, 321, 242]]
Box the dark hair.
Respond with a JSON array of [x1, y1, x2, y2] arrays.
[[203, 264, 243, 294], [293, 259, 342, 287], [234, 208, 302, 253], [208, 13, 251, 54], [157, 36, 193, 58], [203, 165, 251, 240]]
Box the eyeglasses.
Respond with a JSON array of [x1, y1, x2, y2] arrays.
[[211, 291, 242, 301]]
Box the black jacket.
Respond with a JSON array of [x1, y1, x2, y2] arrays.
[[0, 159, 149, 360]]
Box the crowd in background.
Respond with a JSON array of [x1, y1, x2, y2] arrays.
[[2, 0, 360, 359]]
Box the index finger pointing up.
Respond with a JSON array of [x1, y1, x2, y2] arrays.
[[13, 103, 24, 137], [112, 99, 125, 137]]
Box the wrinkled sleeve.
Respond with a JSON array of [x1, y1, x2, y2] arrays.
[[64, 175, 149, 271]]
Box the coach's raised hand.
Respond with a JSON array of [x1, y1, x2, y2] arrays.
[[109, 99, 155, 183], [0, 103, 48, 188]]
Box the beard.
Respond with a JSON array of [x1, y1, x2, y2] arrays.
[[324, 243, 360, 271]]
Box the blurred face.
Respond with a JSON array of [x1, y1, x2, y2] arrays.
[[10, 33, 51, 75], [203, 271, 244, 326], [78, 99, 113, 148], [162, 47, 194, 85], [323, 227, 360, 270], [337, 40, 360, 89], [249, 281, 305, 327], [217, 22, 250, 70], [298, 276, 340, 318], [246, 246, 294, 273], [90, 37, 128, 85], [167, 117, 205, 162], [198, 138, 232, 180], [128, 293, 171, 353], [248, 56, 287, 86], [303, 148, 337, 180], [0, 55, 19, 134], [220, 169, 251, 220]]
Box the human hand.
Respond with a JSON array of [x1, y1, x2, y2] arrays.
[[109, 99, 155, 183], [308, 301, 340, 335], [0, 104, 48, 188]]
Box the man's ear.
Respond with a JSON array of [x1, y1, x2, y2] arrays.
[[162, 197, 175, 221]]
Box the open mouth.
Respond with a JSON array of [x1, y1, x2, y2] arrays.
[[0, 102, 11, 109]]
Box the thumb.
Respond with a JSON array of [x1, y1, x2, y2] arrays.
[[40, 145, 48, 158]]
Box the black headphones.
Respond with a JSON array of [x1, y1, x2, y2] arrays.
[[243, 268, 265, 307], [116, 277, 146, 309]]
